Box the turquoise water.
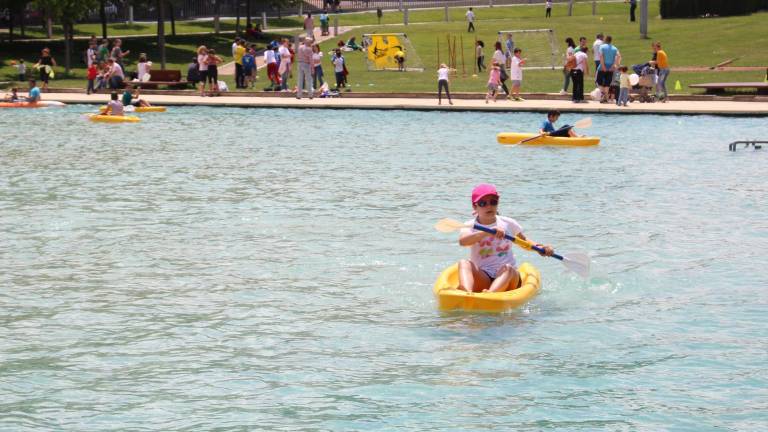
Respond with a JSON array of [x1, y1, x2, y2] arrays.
[[1, 106, 767, 430]]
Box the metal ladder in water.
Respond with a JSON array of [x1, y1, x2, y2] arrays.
[[729, 141, 767, 151]]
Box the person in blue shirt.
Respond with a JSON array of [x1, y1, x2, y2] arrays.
[[242, 46, 256, 88], [540, 110, 577, 137], [597, 35, 621, 103], [26, 79, 41, 102]]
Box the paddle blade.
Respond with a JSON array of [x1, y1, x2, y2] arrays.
[[562, 252, 590, 278], [434, 218, 468, 233], [573, 117, 592, 129]]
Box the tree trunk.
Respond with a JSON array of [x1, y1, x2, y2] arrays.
[[169, 2, 176, 36], [235, 1, 240, 35], [277, 6, 281, 19], [100, 0, 108, 39], [214, 0, 220, 34], [246, 0, 251, 27], [157, 0, 166, 68], [20, 9, 25, 37], [64, 22, 72, 74], [8, 8, 14, 43]]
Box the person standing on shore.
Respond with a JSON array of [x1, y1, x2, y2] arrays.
[[296, 38, 314, 99], [597, 35, 620, 104], [234, 39, 246, 88], [486, 62, 501, 103], [332, 49, 346, 90], [509, 48, 526, 101], [110, 39, 130, 71], [571, 47, 588, 103], [278, 39, 292, 91], [466, 7, 475, 33], [196, 46, 208, 96], [437, 63, 453, 105], [312, 44, 324, 90], [653, 41, 670, 102], [560, 37, 576, 95], [592, 33, 604, 78]]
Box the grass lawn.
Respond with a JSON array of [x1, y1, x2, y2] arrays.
[[2, 1, 766, 94]]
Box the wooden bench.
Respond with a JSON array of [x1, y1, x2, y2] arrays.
[[134, 69, 190, 89], [689, 82, 768, 95]]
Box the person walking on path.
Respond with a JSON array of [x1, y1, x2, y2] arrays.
[[653, 41, 670, 102], [304, 12, 315, 41], [437, 63, 453, 105], [296, 38, 314, 99], [466, 8, 475, 33], [571, 47, 589, 103], [492, 41, 510, 98], [475, 40, 485, 73], [560, 37, 576, 95], [597, 35, 620, 103], [627, 0, 637, 22], [486, 62, 501, 103]]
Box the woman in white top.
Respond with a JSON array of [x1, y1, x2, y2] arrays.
[[561, 37, 576, 95], [136, 53, 151, 81], [437, 63, 452, 105], [492, 41, 510, 97], [312, 44, 324, 90], [196, 46, 208, 96]]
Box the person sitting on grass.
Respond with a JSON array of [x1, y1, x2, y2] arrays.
[[100, 92, 124, 116], [540, 110, 578, 137], [346, 36, 362, 51]]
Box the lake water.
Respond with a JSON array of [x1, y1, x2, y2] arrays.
[[1, 106, 766, 430]]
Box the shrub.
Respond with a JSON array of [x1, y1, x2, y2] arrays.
[[660, 0, 768, 18]]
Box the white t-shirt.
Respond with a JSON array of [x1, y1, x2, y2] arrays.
[[466, 10, 475, 22], [462, 216, 523, 277], [574, 51, 588, 72], [111, 62, 124, 79], [87, 48, 96, 66], [437, 67, 449, 81], [107, 100, 124, 116], [546, 1, 552, 7], [510, 56, 523, 80], [198, 54, 209, 71], [231, 42, 238, 57], [278, 46, 291, 65], [137, 61, 149, 79], [333, 56, 345, 73], [264, 50, 276, 65], [492, 49, 505, 66], [592, 39, 603, 61], [312, 51, 323, 67]]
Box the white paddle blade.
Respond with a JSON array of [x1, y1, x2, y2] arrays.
[[434, 218, 468, 233], [563, 252, 590, 278], [573, 117, 592, 129]]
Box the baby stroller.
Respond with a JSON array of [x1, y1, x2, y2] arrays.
[[633, 63, 657, 103]]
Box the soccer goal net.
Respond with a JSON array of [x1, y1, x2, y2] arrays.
[[363, 33, 424, 72], [497, 29, 559, 70]]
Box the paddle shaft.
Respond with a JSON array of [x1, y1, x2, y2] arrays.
[[472, 224, 564, 261]]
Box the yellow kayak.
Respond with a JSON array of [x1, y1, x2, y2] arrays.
[[433, 262, 541, 312], [99, 105, 166, 113], [87, 114, 141, 123], [497, 132, 600, 146]]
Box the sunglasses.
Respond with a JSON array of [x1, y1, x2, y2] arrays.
[[475, 198, 498, 207]]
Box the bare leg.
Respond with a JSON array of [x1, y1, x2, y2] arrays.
[[488, 264, 520, 292], [458, 259, 491, 293]]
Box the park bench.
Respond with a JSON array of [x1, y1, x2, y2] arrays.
[[134, 69, 190, 89], [689, 82, 768, 95]]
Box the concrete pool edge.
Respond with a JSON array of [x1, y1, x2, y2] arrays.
[[31, 91, 768, 116]]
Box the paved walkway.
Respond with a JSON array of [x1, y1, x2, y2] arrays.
[[33, 92, 768, 115]]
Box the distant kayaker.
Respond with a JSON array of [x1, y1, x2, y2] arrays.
[[457, 184, 553, 293], [540, 110, 578, 137]]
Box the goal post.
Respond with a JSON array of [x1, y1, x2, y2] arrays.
[[497, 29, 559, 70], [362, 33, 425, 72]]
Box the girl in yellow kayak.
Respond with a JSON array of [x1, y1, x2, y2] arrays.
[[458, 184, 553, 293], [540, 109, 578, 137]]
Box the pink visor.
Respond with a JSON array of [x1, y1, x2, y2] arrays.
[[471, 183, 499, 204]]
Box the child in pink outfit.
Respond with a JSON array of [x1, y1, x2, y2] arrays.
[[486, 62, 501, 103]]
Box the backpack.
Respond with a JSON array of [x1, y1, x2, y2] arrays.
[[565, 54, 577, 71]]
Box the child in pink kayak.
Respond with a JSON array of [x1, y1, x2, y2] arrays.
[[458, 184, 553, 293]]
